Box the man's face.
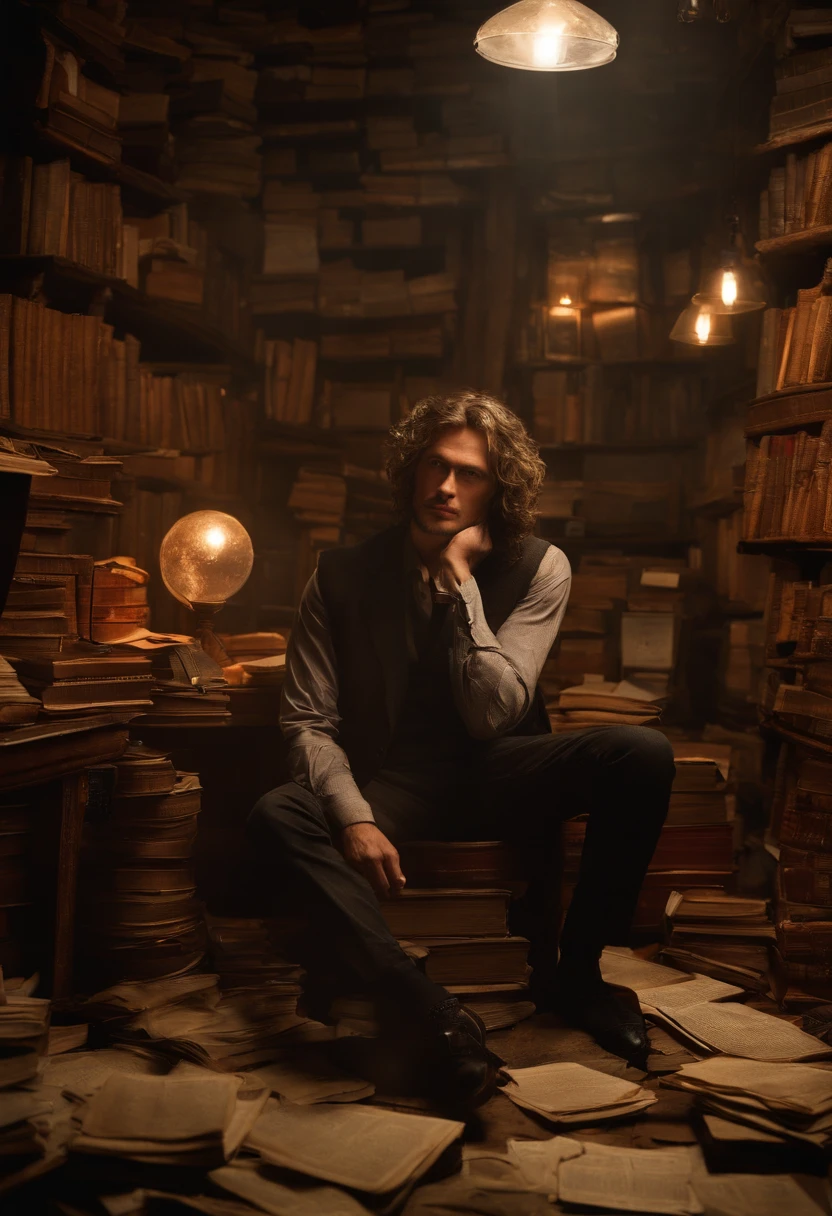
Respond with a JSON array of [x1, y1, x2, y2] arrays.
[[411, 426, 496, 538]]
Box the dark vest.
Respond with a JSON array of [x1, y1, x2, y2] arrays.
[[316, 524, 552, 789]]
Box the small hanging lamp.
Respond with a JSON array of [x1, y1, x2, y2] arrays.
[[670, 303, 735, 347], [474, 0, 619, 71], [692, 217, 766, 315]]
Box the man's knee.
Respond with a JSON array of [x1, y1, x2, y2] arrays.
[[247, 782, 324, 851], [595, 726, 675, 788]]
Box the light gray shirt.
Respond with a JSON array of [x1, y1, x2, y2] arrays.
[[280, 540, 572, 831]]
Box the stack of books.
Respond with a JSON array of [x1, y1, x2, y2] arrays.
[[76, 757, 205, 987], [77, 558, 151, 645], [141, 645, 231, 727], [563, 742, 736, 935], [759, 140, 832, 239], [384, 844, 533, 1030], [662, 889, 775, 992], [10, 644, 154, 719], [754, 266, 832, 400], [287, 468, 347, 529], [767, 39, 832, 143]]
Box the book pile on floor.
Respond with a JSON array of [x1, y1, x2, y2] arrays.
[[661, 889, 774, 992], [663, 1057, 832, 1173], [375, 851, 534, 1030], [548, 679, 662, 732], [76, 749, 205, 988], [563, 742, 736, 935]]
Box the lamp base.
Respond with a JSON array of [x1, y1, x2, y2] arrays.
[[190, 602, 231, 668]]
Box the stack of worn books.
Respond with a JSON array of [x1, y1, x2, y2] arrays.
[[10, 644, 154, 719], [77, 558, 150, 645], [141, 643, 231, 726], [205, 914, 304, 990], [663, 1056, 832, 1173], [76, 749, 205, 987], [661, 889, 775, 992], [350, 851, 536, 1030], [548, 679, 662, 732]]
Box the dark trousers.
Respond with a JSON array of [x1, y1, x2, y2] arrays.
[[247, 726, 675, 1008]]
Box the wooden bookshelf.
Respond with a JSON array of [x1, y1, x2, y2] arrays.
[[0, 256, 256, 374], [755, 122, 832, 156], [738, 538, 832, 554], [34, 124, 185, 208], [745, 383, 832, 435], [540, 440, 699, 454], [756, 225, 832, 257]]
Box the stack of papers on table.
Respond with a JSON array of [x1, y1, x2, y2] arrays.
[[502, 1061, 656, 1124]]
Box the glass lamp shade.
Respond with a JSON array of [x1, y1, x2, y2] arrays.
[[670, 304, 735, 347], [474, 0, 619, 71], [692, 252, 766, 315], [159, 510, 254, 609]]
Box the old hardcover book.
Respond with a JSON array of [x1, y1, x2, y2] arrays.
[[379, 889, 510, 939], [407, 936, 530, 985]]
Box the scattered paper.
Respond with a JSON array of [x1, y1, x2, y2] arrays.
[[692, 1173, 832, 1216], [210, 1162, 372, 1215], [245, 1099, 463, 1194], [601, 947, 692, 993], [249, 1050, 374, 1105], [502, 1061, 655, 1124]]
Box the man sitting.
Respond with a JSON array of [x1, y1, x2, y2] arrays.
[[249, 390, 674, 1107]]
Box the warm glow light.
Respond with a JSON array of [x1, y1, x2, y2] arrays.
[[474, 0, 618, 72], [205, 527, 226, 550], [159, 510, 254, 608], [694, 310, 711, 344], [533, 24, 565, 65], [559, 294, 572, 306], [720, 270, 738, 308]]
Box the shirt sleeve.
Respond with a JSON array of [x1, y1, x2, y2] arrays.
[[449, 545, 571, 739], [280, 570, 376, 832]]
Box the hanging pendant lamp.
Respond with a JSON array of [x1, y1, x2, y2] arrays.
[[670, 303, 735, 347], [692, 248, 766, 315], [474, 0, 619, 71]]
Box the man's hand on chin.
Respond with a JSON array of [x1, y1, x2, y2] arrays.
[[341, 822, 406, 899], [440, 523, 493, 587]]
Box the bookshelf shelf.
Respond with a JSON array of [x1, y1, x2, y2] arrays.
[[34, 124, 185, 209], [765, 718, 832, 757], [738, 538, 832, 554], [745, 382, 832, 435], [688, 489, 743, 516], [513, 358, 706, 372], [540, 440, 699, 454], [754, 122, 832, 156], [0, 256, 256, 374], [756, 225, 832, 257]]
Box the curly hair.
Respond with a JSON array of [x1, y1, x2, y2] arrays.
[[385, 390, 546, 559]]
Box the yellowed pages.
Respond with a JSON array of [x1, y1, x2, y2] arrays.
[[81, 1073, 239, 1142], [245, 1099, 464, 1194], [210, 1162, 372, 1215]]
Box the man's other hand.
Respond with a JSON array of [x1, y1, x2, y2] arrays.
[[341, 822, 406, 899], [440, 523, 492, 586]]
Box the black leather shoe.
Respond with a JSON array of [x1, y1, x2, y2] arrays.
[[539, 980, 650, 1069], [423, 1002, 501, 1110]]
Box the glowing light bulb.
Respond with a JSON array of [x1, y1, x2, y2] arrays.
[[205, 527, 225, 550], [533, 24, 565, 66], [720, 270, 738, 308], [694, 310, 711, 344], [559, 294, 572, 306]]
